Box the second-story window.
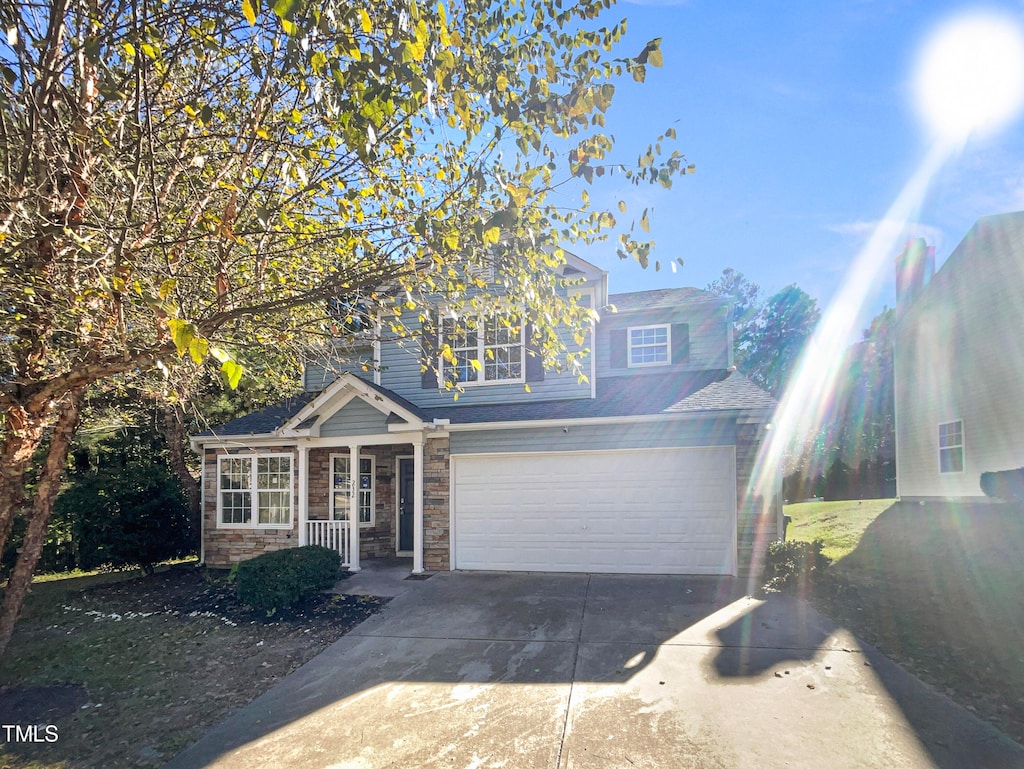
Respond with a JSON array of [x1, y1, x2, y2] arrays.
[[440, 315, 525, 385], [628, 324, 671, 367]]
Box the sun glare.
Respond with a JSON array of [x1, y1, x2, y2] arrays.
[[914, 10, 1024, 144], [744, 10, 1024, 590]]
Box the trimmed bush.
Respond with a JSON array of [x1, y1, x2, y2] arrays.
[[980, 468, 1024, 502], [231, 546, 342, 613], [761, 539, 832, 594]]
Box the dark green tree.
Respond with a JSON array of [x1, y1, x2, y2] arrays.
[[743, 285, 821, 397], [705, 268, 761, 371]]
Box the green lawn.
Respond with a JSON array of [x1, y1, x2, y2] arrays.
[[783, 498, 894, 561]]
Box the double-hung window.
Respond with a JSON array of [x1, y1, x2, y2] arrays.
[[217, 455, 293, 528], [628, 324, 670, 367], [440, 315, 524, 385], [330, 455, 374, 526], [938, 420, 964, 474]]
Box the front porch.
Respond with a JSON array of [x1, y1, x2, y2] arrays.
[[199, 373, 452, 573], [300, 440, 428, 573]]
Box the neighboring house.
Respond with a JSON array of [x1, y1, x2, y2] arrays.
[[191, 252, 780, 576], [894, 212, 1024, 501]]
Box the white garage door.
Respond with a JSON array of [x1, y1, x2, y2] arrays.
[[452, 447, 736, 575]]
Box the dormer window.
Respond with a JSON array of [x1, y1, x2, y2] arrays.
[[610, 323, 689, 369], [628, 324, 671, 367], [440, 315, 525, 385]]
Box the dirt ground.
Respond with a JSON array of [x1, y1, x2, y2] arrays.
[[0, 568, 387, 768]]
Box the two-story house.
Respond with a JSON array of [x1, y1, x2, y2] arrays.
[[894, 213, 1024, 500], [191, 253, 780, 577]]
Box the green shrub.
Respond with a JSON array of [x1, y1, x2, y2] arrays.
[[3, 447, 193, 579], [231, 546, 342, 612], [762, 539, 832, 594]]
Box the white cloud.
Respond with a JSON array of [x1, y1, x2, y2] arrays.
[[826, 218, 947, 253]]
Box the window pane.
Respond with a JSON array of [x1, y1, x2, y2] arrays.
[[442, 318, 476, 349], [332, 456, 350, 489], [452, 351, 478, 382], [359, 490, 372, 523], [257, 456, 290, 490], [220, 491, 251, 524], [258, 491, 290, 524], [940, 448, 964, 473], [485, 345, 522, 380], [333, 492, 350, 521], [219, 457, 251, 490]]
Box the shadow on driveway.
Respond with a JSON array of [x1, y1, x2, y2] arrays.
[[165, 571, 1024, 769]]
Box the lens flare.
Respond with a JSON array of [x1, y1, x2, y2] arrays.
[[914, 10, 1024, 144]]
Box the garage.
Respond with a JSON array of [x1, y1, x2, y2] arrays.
[[451, 447, 737, 575]]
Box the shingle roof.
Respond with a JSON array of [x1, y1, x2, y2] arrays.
[[663, 372, 777, 413], [194, 370, 775, 440], [429, 370, 772, 424], [608, 287, 725, 312], [195, 393, 316, 437]]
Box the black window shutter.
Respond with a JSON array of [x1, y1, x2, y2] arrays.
[[610, 328, 628, 368], [421, 313, 438, 389], [671, 323, 690, 364], [525, 323, 544, 382]]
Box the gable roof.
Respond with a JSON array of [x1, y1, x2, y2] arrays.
[[192, 370, 774, 441], [195, 393, 316, 437], [608, 287, 725, 312], [193, 373, 429, 438]]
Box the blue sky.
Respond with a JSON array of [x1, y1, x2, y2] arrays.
[[567, 1, 1024, 321]]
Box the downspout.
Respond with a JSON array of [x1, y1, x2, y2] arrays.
[[198, 444, 206, 565]]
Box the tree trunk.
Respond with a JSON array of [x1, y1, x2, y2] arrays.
[[162, 403, 201, 550], [0, 407, 50, 559], [0, 389, 85, 658]]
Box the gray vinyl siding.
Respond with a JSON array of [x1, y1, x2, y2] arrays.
[[895, 214, 1024, 499], [304, 344, 377, 393], [449, 418, 737, 455], [318, 398, 390, 437], [596, 303, 730, 378], [379, 304, 591, 407]]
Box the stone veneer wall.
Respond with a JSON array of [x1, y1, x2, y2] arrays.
[[735, 421, 780, 578], [203, 446, 300, 568], [423, 436, 451, 571]]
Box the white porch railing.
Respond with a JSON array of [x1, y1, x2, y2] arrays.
[[307, 520, 351, 567]]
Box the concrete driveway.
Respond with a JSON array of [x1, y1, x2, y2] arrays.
[[166, 571, 1024, 769]]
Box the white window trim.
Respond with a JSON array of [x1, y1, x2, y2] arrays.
[[938, 419, 965, 475], [216, 453, 294, 530], [438, 314, 526, 387], [627, 323, 672, 368], [329, 453, 376, 527]]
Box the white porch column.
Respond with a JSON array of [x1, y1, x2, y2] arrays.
[[412, 437, 425, 574], [297, 444, 309, 546], [349, 443, 361, 572]]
